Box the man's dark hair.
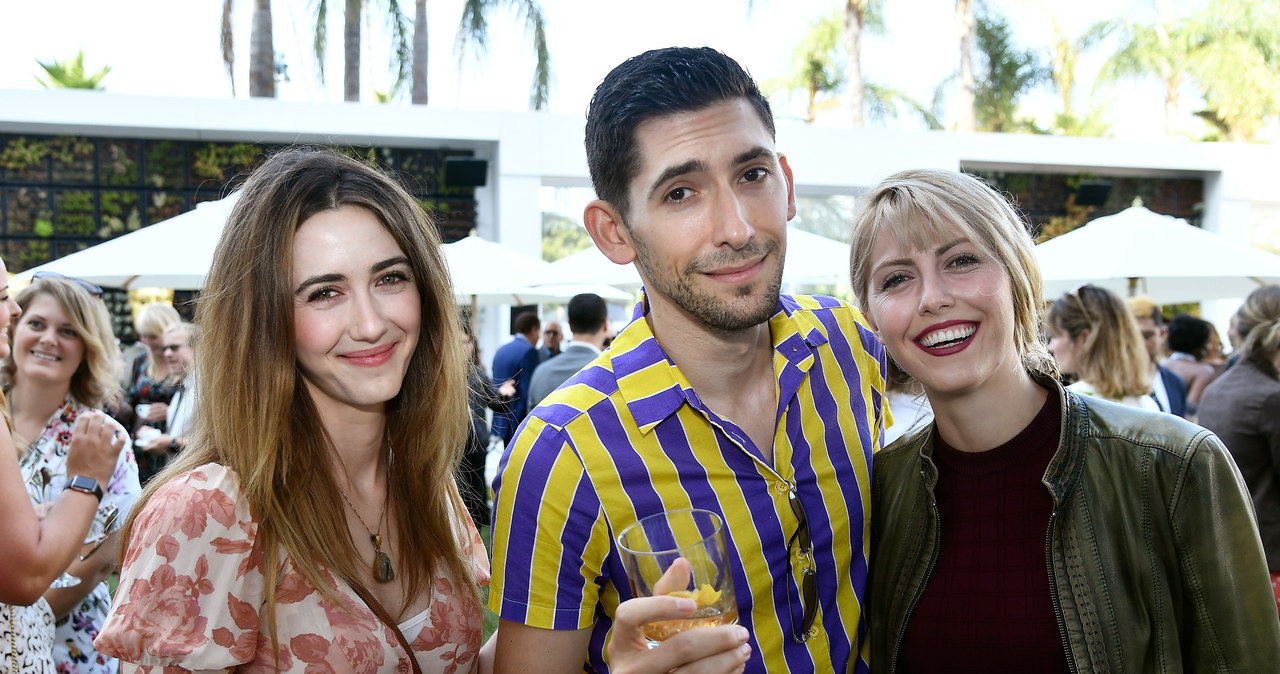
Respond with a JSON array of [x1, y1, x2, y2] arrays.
[[1167, 313, 1213, 357], [567, 293, 608, 335], [513, 311, 541, 336], [584, 46, 774, 220]]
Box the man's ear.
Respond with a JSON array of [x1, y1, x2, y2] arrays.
[[779, 154, 797, 221], [584, 199, 637, 265]]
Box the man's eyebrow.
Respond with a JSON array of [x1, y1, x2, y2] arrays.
[[731, 146, 774, 167], [646, 159, 706, 202]]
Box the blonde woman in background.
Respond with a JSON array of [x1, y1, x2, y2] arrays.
[[2, 276, 140, 674], [0, 263, 125, 673], [124, 303, 180, 483], [1046, 284, 1159, 411]]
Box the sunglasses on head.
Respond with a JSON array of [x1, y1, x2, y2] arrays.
[[31, 271, 104, 297]]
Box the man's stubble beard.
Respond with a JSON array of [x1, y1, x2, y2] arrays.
[[630, 232, 784, 336]]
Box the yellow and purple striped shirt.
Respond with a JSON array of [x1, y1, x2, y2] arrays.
[[490, 293, 887, 673]]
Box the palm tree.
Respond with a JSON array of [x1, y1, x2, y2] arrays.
[[768, 11, 938, 129], [35, 51, 110, 90], [1035, 1, 1111, 136], [1097, 1, 1194, 139], [220, 0, 276, 98], [955, 0, 977, 132], [973, 6, 1048, 133], [313, 0, 412, 102], [1186, 0, 1280, 142], [411, 0, 428, 104], [453, 0, 552, 110]]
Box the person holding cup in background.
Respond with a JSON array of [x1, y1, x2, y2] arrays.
[[134, 322, 198, 461], [2, 274, 141, 674], [122, 302, 180, 484], [489, 47, 887, 674]]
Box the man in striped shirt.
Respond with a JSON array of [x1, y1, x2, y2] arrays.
[[490, 47, 887, 674]]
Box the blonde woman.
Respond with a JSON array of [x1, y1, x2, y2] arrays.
[[98, 148, 491, 672], [852, 169, 1279, 671], [125, 303, 180, 483], [2, 276, 140, 674], [0, 262, 125, 673], [1046, 284, 1159, 411]]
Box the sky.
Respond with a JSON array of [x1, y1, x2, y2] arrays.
[[1, 0, 1207, 143]]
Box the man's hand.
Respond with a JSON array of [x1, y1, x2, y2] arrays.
[[607, 595, 751, 674]]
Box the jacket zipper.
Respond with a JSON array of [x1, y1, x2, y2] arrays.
[[890, 493, 941, 674], [1045, 510, 1079, 674]]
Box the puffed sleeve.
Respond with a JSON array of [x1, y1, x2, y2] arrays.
[[96, 463, 267, 671]]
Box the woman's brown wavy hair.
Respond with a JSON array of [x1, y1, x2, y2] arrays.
[[122, 147, 474, 651]]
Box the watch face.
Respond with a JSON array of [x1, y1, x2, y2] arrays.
[[66, 475, 102, 499]]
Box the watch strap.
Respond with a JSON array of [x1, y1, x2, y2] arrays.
[[64, 475, 104, 502]]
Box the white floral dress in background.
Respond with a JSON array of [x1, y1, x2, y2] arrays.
[[19, 397, 141, 674]]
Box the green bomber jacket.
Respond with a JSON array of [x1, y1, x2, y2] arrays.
[[869, 375, 1280, 673]]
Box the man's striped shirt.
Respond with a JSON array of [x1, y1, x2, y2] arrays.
[[490, 293, 887, 673]]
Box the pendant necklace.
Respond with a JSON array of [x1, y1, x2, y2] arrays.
[[337, 475, 395, 583]]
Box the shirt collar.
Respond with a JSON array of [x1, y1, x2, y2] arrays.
[[608, 289, 831, 434], [565, 341, 603, 357]]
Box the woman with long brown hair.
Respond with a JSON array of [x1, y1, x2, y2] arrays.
[[98, 148, 491, 672]]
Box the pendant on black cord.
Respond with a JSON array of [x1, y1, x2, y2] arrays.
[[371, 534, 395, 583]]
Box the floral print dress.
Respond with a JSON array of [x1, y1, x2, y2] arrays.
[[97, 463, 490, 673], [18, 397, 141, 674]]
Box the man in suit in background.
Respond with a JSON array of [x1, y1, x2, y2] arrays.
[[491, 310, 541, 442], [539, 320, 564, 362], [1126, 296, 1188, 417], [528, 294, 609, 408]]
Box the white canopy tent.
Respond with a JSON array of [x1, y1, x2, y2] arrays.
[[14, 194, 240, 290], [1035, 206, 1280, 304]]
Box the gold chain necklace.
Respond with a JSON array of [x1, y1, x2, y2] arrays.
[[336, 467, 395, 584]]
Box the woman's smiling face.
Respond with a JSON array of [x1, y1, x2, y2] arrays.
[[12, 293, 86, 389], [864, 222, 1023, 399]]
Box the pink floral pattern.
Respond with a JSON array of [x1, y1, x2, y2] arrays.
[[96, 463, 489, 673]]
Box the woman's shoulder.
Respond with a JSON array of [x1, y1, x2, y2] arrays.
[[131, 463, 254, 553], [1074, 392, 1215, 461]]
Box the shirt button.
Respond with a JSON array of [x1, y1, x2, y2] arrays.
[[775, 481, 790, 494]]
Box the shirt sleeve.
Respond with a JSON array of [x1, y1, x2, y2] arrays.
[[97, 464, 267, 671], [488, 418, 610, 630]]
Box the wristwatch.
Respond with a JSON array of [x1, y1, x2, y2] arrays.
[[64, 475, 104, 502]]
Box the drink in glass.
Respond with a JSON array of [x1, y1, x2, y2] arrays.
[[617, 508, 737, 645]]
